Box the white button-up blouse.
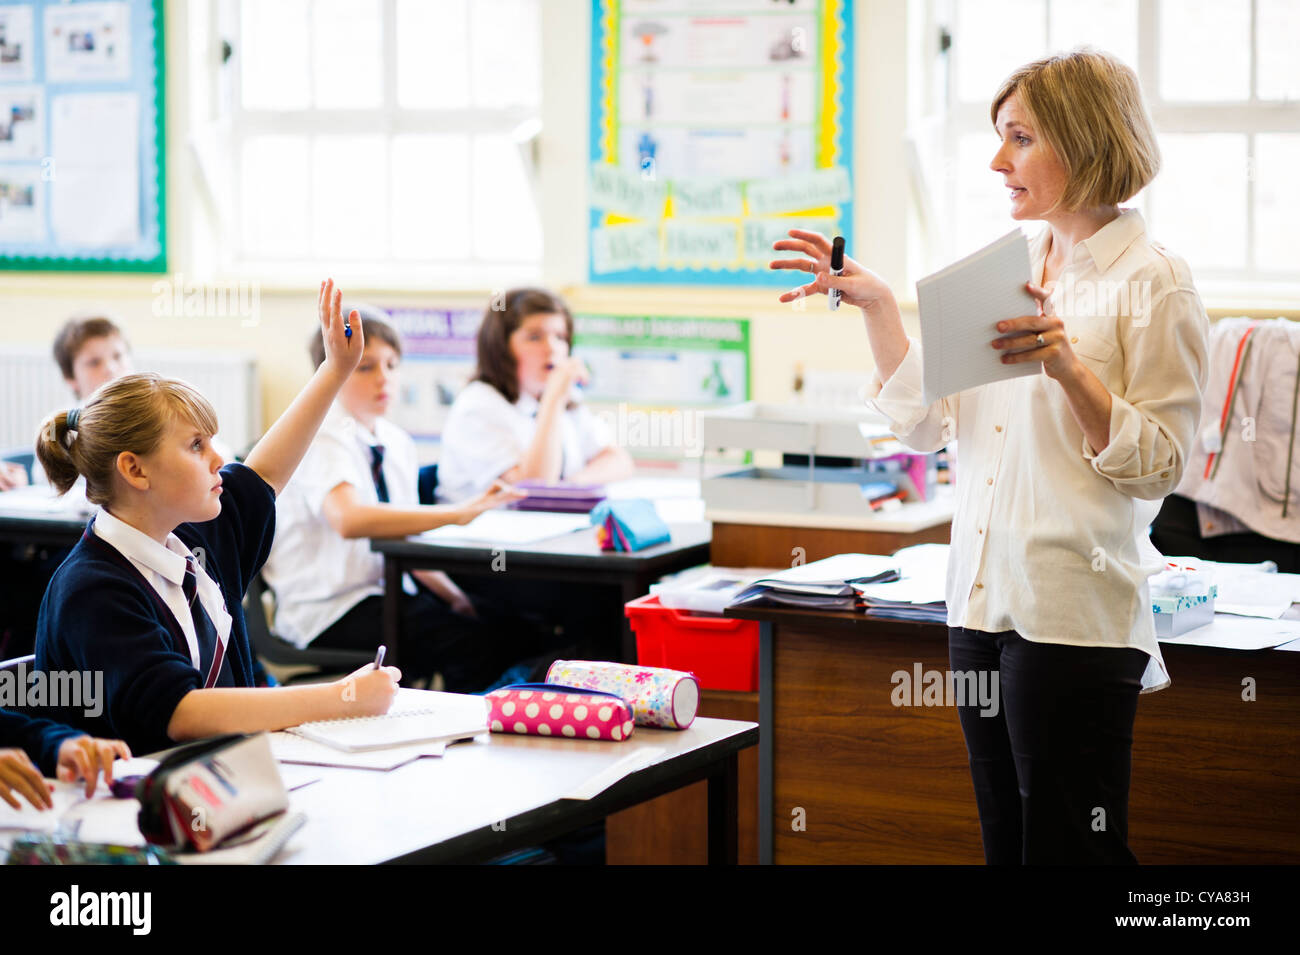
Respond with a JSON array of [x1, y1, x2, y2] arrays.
[[867, 209, 1210, 692]]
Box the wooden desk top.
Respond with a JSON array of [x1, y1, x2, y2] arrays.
[[727, 601, 1300, 656], [277, 716, 757, 864], [371, 521, 711, 573]]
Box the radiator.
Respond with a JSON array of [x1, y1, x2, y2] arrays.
[[0, 345, 261, 457]]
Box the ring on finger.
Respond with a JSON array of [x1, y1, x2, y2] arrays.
[[1035, 333, 1045, 347]]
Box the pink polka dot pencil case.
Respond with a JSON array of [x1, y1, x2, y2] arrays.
[[486, 684, 635, 742]]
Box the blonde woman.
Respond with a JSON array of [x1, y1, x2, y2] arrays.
[[771, 49, 1209, 864]]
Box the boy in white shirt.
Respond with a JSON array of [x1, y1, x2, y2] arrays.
[[262, 308, 524, 690]]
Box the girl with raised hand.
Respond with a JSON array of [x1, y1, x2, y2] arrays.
[[33, 280, 402, 755]]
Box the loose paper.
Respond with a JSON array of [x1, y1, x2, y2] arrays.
[[50, 92, 140, 247], [44, 0, 131, 83]]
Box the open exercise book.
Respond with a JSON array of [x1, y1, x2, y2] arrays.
[[286, 688, 490, 753], [916, 228, 1040, 404]]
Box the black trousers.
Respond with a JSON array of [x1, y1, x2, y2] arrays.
[[948, 626, 1149, 865], [314, 590, 509, 693]]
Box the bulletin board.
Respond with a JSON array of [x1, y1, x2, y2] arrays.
[[0, 0, 165, 271], [588, 0, 853, 286]]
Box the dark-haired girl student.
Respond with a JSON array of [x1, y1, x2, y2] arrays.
[[437, 288, 633, 504], [0, 710, 129, 809], [34, 281, 402, 755]]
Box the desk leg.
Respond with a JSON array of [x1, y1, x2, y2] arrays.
[[383, 557, 402, 668], [707, 750, 740, 865], [758, 620, 773, 865], [620, 577, 651, 663]]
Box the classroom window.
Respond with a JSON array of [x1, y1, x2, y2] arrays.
[[911, 0, 1300, 302], [219, 0, 543, 286]]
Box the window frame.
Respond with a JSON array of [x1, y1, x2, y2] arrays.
[[213, 0, 544, 290], [912, 0, 1300, 305]]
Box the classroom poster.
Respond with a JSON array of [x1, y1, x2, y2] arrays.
[[572, 313, 751, 461], [588, 0, 854, 285], [0, 0, 163, 271], [382, 306, 483, 444]]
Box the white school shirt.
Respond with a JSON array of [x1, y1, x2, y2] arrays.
[[262, 404, 418, 648], [436, 380, 614, 503], [866, 209, 1210, 692], [93, 507, 233, 670]]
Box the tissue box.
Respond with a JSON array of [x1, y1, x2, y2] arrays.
[[1152, 583, 1217, 637]]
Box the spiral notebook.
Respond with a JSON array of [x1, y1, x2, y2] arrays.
[[286, 689, 490, 753]]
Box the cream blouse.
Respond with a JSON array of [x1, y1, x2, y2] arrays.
[[867, 209, 1210, 692]]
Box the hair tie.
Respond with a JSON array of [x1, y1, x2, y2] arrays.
[[63, 408, 80, 448]]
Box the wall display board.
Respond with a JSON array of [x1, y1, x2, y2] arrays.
[[0, 0, 164, 271], [588, 0, 853, 285]]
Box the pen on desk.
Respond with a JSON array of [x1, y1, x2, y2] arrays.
[[373, 645, 386, 670], [828, 236, 845, 311]]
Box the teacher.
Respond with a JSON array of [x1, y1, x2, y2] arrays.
[[770, 48, 1209, 864]]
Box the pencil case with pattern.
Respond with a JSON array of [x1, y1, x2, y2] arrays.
[[485, 683, 635, 741]]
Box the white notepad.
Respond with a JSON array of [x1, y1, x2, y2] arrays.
[[286, 690, 490, 753], [916, 229, 1040, 404]]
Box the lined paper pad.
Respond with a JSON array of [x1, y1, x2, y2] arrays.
[[916, 229, 1039, 404], [286, 689, 490, 753]]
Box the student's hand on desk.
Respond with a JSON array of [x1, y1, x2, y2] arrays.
[[0, 461, 28, 491], [317, 278, 365, 381], [457, 480, 526, 524], [56, 736, 131, 798], [769, 228, 895, 310], [336, 664, 402, 715], [0, 747, 53, 810]]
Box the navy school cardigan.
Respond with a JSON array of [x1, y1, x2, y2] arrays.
[[34, 463, 276, 755], [0, 708, 84, 776]]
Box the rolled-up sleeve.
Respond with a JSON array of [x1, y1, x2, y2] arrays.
[[866, 337, 957, 452], [1083, 286, 1209, 500]]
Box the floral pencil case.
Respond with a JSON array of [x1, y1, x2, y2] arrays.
[[485, 683, 635, 742]]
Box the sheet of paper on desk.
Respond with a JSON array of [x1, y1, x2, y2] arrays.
[[917, 229, 1039, 404], [1200, 563, 1300, 619], [0, 484, 92, 517], [420, 509, 591, 545], [1157, 614, 1300, 650], [269, 731, 447, 770]]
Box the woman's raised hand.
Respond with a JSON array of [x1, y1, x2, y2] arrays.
[[769, 229, 895, 311]]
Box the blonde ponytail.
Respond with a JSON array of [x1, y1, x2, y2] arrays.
[[33, 373, 219, 508]]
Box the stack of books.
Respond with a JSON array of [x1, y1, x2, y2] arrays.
[[730, 554, 902, 611]]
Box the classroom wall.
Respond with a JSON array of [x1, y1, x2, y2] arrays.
[[0, 0, 1290, 435]]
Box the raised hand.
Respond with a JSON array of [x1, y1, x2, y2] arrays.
[[318, 278, 365, 380]]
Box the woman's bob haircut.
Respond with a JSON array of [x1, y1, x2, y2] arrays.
[[991, 47, 1161, 214]]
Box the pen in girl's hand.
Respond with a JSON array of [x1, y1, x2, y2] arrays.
[[373, 645, 386, 670]]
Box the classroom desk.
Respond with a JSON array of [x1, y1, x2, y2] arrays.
[[726, 604, 1300, 865], [371, 522, 712, 665], [0, 511, 85, 549], [278, 716, 757, 864]]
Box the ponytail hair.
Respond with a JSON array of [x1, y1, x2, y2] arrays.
[[35, 373, 219, 507]]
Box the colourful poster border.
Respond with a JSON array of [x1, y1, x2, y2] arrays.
[[588, 0, 853, 286]]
